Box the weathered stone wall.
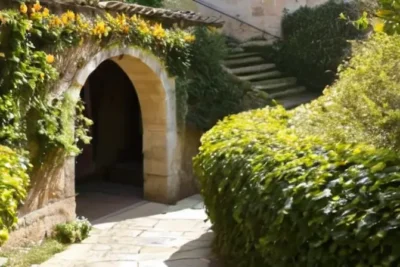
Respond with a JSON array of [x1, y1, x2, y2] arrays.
[[6, 198, 76, 248], [195, 0, 330, 41], [178, 126, 203, 199]]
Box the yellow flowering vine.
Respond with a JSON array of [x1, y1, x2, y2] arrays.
[[20, 3, 28, 14], [12, 1, 197, 76], [46, 54, 55, 64], [33, 1, 42, 12], [152, 23, 166, 39]]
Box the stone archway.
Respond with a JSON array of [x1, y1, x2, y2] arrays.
[[69, 47, 181, 204]]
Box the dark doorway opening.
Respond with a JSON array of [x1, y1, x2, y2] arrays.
[[75, 60, 144, 221]]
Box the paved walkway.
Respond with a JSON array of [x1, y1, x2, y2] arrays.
[[40, 195, 221, 267]]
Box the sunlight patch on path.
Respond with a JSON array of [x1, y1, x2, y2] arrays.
[[40, 195, 221, 267]]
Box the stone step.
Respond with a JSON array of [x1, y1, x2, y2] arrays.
[[223, 56, 265, 67], [239, 71, 282, 82], [268, 86, 307, 100], [229, 47, 244, 53], [240, 40, 272, 48], [226, 52, 259, 59], [229, 63, 276, 75], [247, 35, 268, 41], [253, 79, 297, 92], [253, 77, 297, 87]]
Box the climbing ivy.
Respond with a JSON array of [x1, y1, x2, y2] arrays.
[[0, 0, 196, 245], [0, 1, 195, 155], [0, 146, 30, 246]]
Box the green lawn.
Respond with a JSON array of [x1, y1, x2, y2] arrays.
[[0, 239, 67, 267]]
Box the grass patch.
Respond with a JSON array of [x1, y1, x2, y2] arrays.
[[0, 239, 67, 267]]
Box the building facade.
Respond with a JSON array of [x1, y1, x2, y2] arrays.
[[194, 0, 328, 41]]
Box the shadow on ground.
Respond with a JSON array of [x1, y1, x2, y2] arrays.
[[91, 194, 205, 227], [76, 181, 143, 221], [164, 233, 223, 267]]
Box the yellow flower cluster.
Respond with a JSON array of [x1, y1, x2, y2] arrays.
[[184, 34, 196, 43], [20, 1, 50, 21], [152, 23, 166, 39], [18, 1, 197, 44], [117, 14, 130, 34], [46, 54, 55, 64], [105, 13, 130, 35], [49, 16, 62, 27], [33, 1, 42, 12], [20, 3, 28, 14], [137, 20, 150, 35], [61, 10, 75, 25], [92, 21, 110, 38]]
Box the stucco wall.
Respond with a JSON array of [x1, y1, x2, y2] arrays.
[[195, 0, 329, 41]]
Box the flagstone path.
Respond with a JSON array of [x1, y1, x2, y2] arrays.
[[40, 195, 221, 267]]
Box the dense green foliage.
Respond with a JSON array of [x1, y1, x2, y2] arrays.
[[342, 0, 400, 34], [54, 217, 92, 244], [274, 1, 362, 91], [180, 27, 268, 130], [126, 0, 163, 7], [291, 33, 400, 151], [194, 106, 400, 267], [0, 146, 30, 245]]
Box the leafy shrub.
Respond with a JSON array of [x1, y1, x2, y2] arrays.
[[54, 217, 92, 244], [179, 27, 268, 130], [291, 33, 400, 151], [274, 1, 363, 91], [194, 106, 400, 267], [0, 145, 30, 246]]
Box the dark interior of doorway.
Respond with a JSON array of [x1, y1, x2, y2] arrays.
[[75, 60, 144, 221]]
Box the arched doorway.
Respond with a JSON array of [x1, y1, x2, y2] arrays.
[[75, 60, 144, 220], [67, 48, 182, 223]]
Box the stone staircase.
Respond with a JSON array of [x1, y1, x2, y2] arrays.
[[223, 42, 319, 109]]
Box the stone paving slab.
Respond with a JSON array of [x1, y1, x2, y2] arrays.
[[40, 195, 221, 267]]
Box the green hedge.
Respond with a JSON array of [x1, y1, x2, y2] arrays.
[[0, 146, 30, 245], [274, 1, 362, 91], [291, 33, 400, 151], [194, 106, 400, 267]]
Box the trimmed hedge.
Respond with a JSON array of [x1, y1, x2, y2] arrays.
[[0, 145, 30, 245], [291, 33, 400, 151], [274, 1, 363, 91], [194, 106, 400, 267]]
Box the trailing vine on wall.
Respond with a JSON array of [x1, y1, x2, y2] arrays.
[[0, 0, 195, 245]]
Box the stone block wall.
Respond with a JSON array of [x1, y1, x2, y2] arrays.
[[195, 0, 330, 41]]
